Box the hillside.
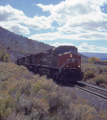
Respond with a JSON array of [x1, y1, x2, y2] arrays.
[[79, 53, 89, 62], [0, 27, 53, 61]]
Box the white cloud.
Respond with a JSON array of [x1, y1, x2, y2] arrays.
[[24, 16, 53, 30], [50, 42, 107, 53], [50, 42, 74, 47], [78, 42, 107, 53], [1, 0, 107, 41], [29, 32, 60, 41], [0, 5, 53, 35], [33, 0, 107, 41], [7, 23, 30, 35], [29, 31, 107, 41], [0, 5, 30, 34], [0, 4, 26, 22]]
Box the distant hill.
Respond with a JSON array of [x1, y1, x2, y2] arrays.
[[78, 53, 89, 62], [80, 52, 107, 61], [0, 27, 53, 61]]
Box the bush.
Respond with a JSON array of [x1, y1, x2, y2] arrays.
[[71, 103, 97, 120], [0, 49, 10, 62], [97, 67, 103, 74], [0, 62, 107, 120], [98, 110, 107, 120], [84, 70, 95, 80], [0, 96, 14, 119], [94, 75, 105, 85]]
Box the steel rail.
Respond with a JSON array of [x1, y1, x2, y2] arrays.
[[75, 84, 107, 100], [77, 81, 107, 92]]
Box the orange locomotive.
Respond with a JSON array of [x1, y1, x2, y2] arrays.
[[16, 46, 83, 82]]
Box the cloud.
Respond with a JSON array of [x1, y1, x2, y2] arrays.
[[1, 0, 107, 41], [33, 0, 107, 41], [24, 16, 53, 30], [50, 42, 107, 53], [29, 31, 107, 41], [0, 5, 30, 34], [0, 5, 53, 35], [78, 42, 107, 53], [8, 23, 30, 35], [0, 4, 26, 22], [50, 42, 74, 47], [0, 21, 30, 35]]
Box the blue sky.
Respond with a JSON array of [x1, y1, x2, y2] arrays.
[[0, 0, 107, 53]]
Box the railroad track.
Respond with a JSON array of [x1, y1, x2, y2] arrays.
[[75, 81, 107, 100]]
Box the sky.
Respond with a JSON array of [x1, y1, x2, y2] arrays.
[[0, 0, 107, 53]]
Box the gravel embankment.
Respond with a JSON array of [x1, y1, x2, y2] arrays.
[[66, 86, 107, 111]]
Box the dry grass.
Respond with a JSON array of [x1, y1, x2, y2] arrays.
[[82, 63, 107, 87], [0, 62, 107, 120]]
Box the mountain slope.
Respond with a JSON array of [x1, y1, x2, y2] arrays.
[[0, 27, 53, 60], [79, 53, 89, 62]]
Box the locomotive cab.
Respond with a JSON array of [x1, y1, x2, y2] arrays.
[[52, 46, 83, 81]]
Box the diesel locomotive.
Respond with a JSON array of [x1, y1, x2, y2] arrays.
[[16, 46, 83, 82]]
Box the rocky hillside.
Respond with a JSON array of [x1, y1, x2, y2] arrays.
[[0, 27, 53, 61], [79, 53, 89, 62]]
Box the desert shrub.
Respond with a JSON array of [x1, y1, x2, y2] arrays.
[[99, 67, 107, 74], [18, 97, 32, 115], [31, 76, 57, 96], [0, 96, 14, 119], [36, 89, 48, 100], [98, 110, 107, 120], [18, 79, 31, 95], [0, 49, 10, 62], [97, 67, 104, 74], [71, 103, 97, 120], [32, 81, 42, 94], [32, 98, 49, 118], [40, 78, 57, 93], [8, 86, 15, 94], [0, 81, 7, 90], [84, 70, 95, 80], [82, 63, 107, 73], [76, 97, 90, 106], [1, 62, 107, 120], [61, 88, 76, 99], [94, 75, 106, 85]]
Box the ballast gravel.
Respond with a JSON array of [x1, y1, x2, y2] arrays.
[[66, 86, 107, 111]]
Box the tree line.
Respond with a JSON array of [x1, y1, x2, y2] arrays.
[[88, 56, 107, 64]]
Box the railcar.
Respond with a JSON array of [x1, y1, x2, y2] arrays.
[[16, 46, 83, 82]]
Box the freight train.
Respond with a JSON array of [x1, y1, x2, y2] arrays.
[[16, 46, 83, 82]]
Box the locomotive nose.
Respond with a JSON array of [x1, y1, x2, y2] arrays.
[[67, 58, 75, 63]]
